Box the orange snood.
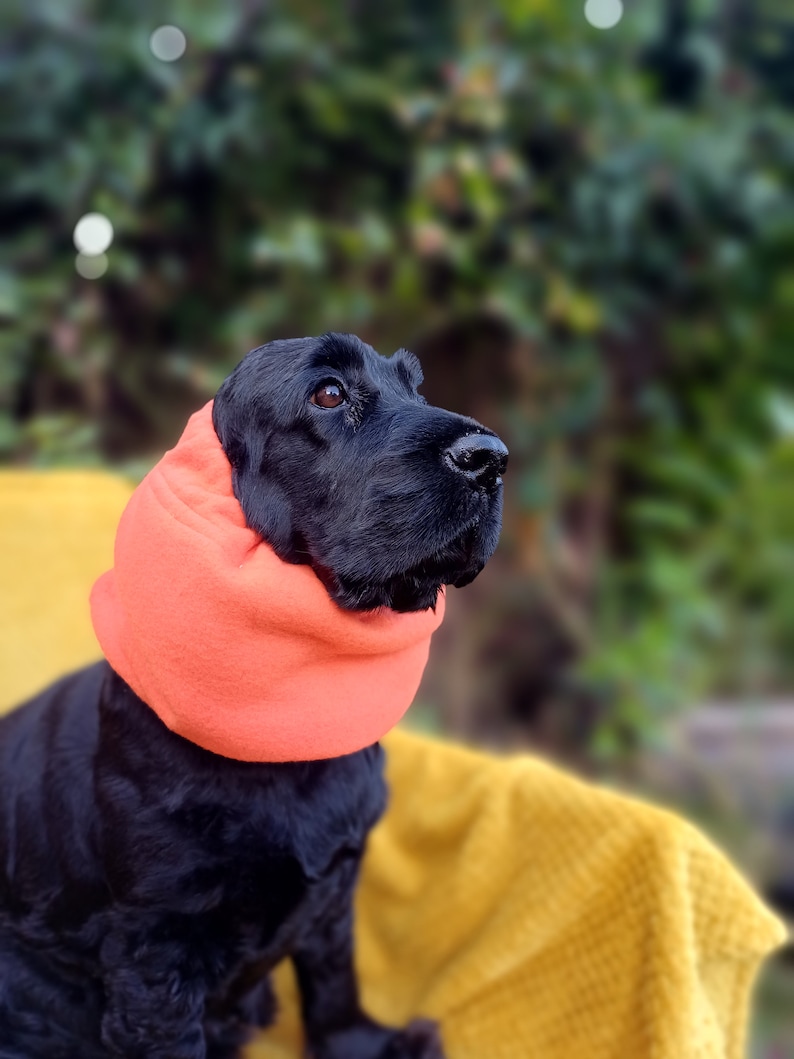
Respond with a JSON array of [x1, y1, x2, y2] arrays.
[[90, 402, 445, 762]]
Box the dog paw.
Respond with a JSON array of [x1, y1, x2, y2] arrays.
[[378, 1019, 445, 1059], [309, 1017, 445, 1059]]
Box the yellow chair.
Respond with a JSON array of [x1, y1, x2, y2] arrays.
[[0, 470, 785, 1059]]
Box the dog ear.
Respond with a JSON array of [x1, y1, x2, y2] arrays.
[[231, 462, 297, 559], [212, 389, 298, 559]]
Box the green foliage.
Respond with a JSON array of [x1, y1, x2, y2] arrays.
[[3, 0, 793, 754]]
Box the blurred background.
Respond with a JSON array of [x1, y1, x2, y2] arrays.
[[2, 0, 793, 1051]]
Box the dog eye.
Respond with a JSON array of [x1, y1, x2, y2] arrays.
[[311, 382, 347, 409]]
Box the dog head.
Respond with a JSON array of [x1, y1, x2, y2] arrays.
[[212, 333, 507, 613]]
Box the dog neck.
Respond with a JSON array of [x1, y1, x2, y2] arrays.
[[90, 402, 445, 762]]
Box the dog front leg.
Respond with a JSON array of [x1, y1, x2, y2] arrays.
[[100, 929, 206, 1059], [293, 856, 444, 1059]]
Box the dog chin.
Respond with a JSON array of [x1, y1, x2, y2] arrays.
[[312, 518, 498, 612], [385, 561, 487, 613], [319, 571, 443, 614], [378, 577, 444, 614], [316, 557, 487, 614]]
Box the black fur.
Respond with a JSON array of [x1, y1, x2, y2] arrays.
[[212, 333, 505, 612], [0, 334, 506, 1058]]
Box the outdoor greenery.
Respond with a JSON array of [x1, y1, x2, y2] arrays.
[[3, 0, 793, 758]]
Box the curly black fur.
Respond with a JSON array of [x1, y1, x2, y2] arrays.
[[0, 334, 506, 1058]]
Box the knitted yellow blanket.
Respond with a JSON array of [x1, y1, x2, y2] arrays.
[[249, 727, 785, 1059], [0, 471, 786, 1058]]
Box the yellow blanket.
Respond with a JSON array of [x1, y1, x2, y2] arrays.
[[0, 471, 786, 1058]]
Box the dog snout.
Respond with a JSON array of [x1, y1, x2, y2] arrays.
[[444, 433, 508, 490]]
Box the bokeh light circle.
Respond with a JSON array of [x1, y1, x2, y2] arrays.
[[73, 213, 113, 255], [584, 0, 624, 29], [149, 25, 187, 62], [75, 252, 109, 279]]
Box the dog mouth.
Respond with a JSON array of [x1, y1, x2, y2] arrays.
[[384, 529, 486, 612], [313, 521, 488, 613], [411, 521, 483, 587]]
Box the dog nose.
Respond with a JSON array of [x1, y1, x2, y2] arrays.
[[445, 434, 508, 489]]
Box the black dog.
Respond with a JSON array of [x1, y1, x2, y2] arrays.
[[0, 333, 507, 1058]]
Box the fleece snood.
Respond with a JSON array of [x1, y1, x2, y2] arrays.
[[90, 401, 445, 762]]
